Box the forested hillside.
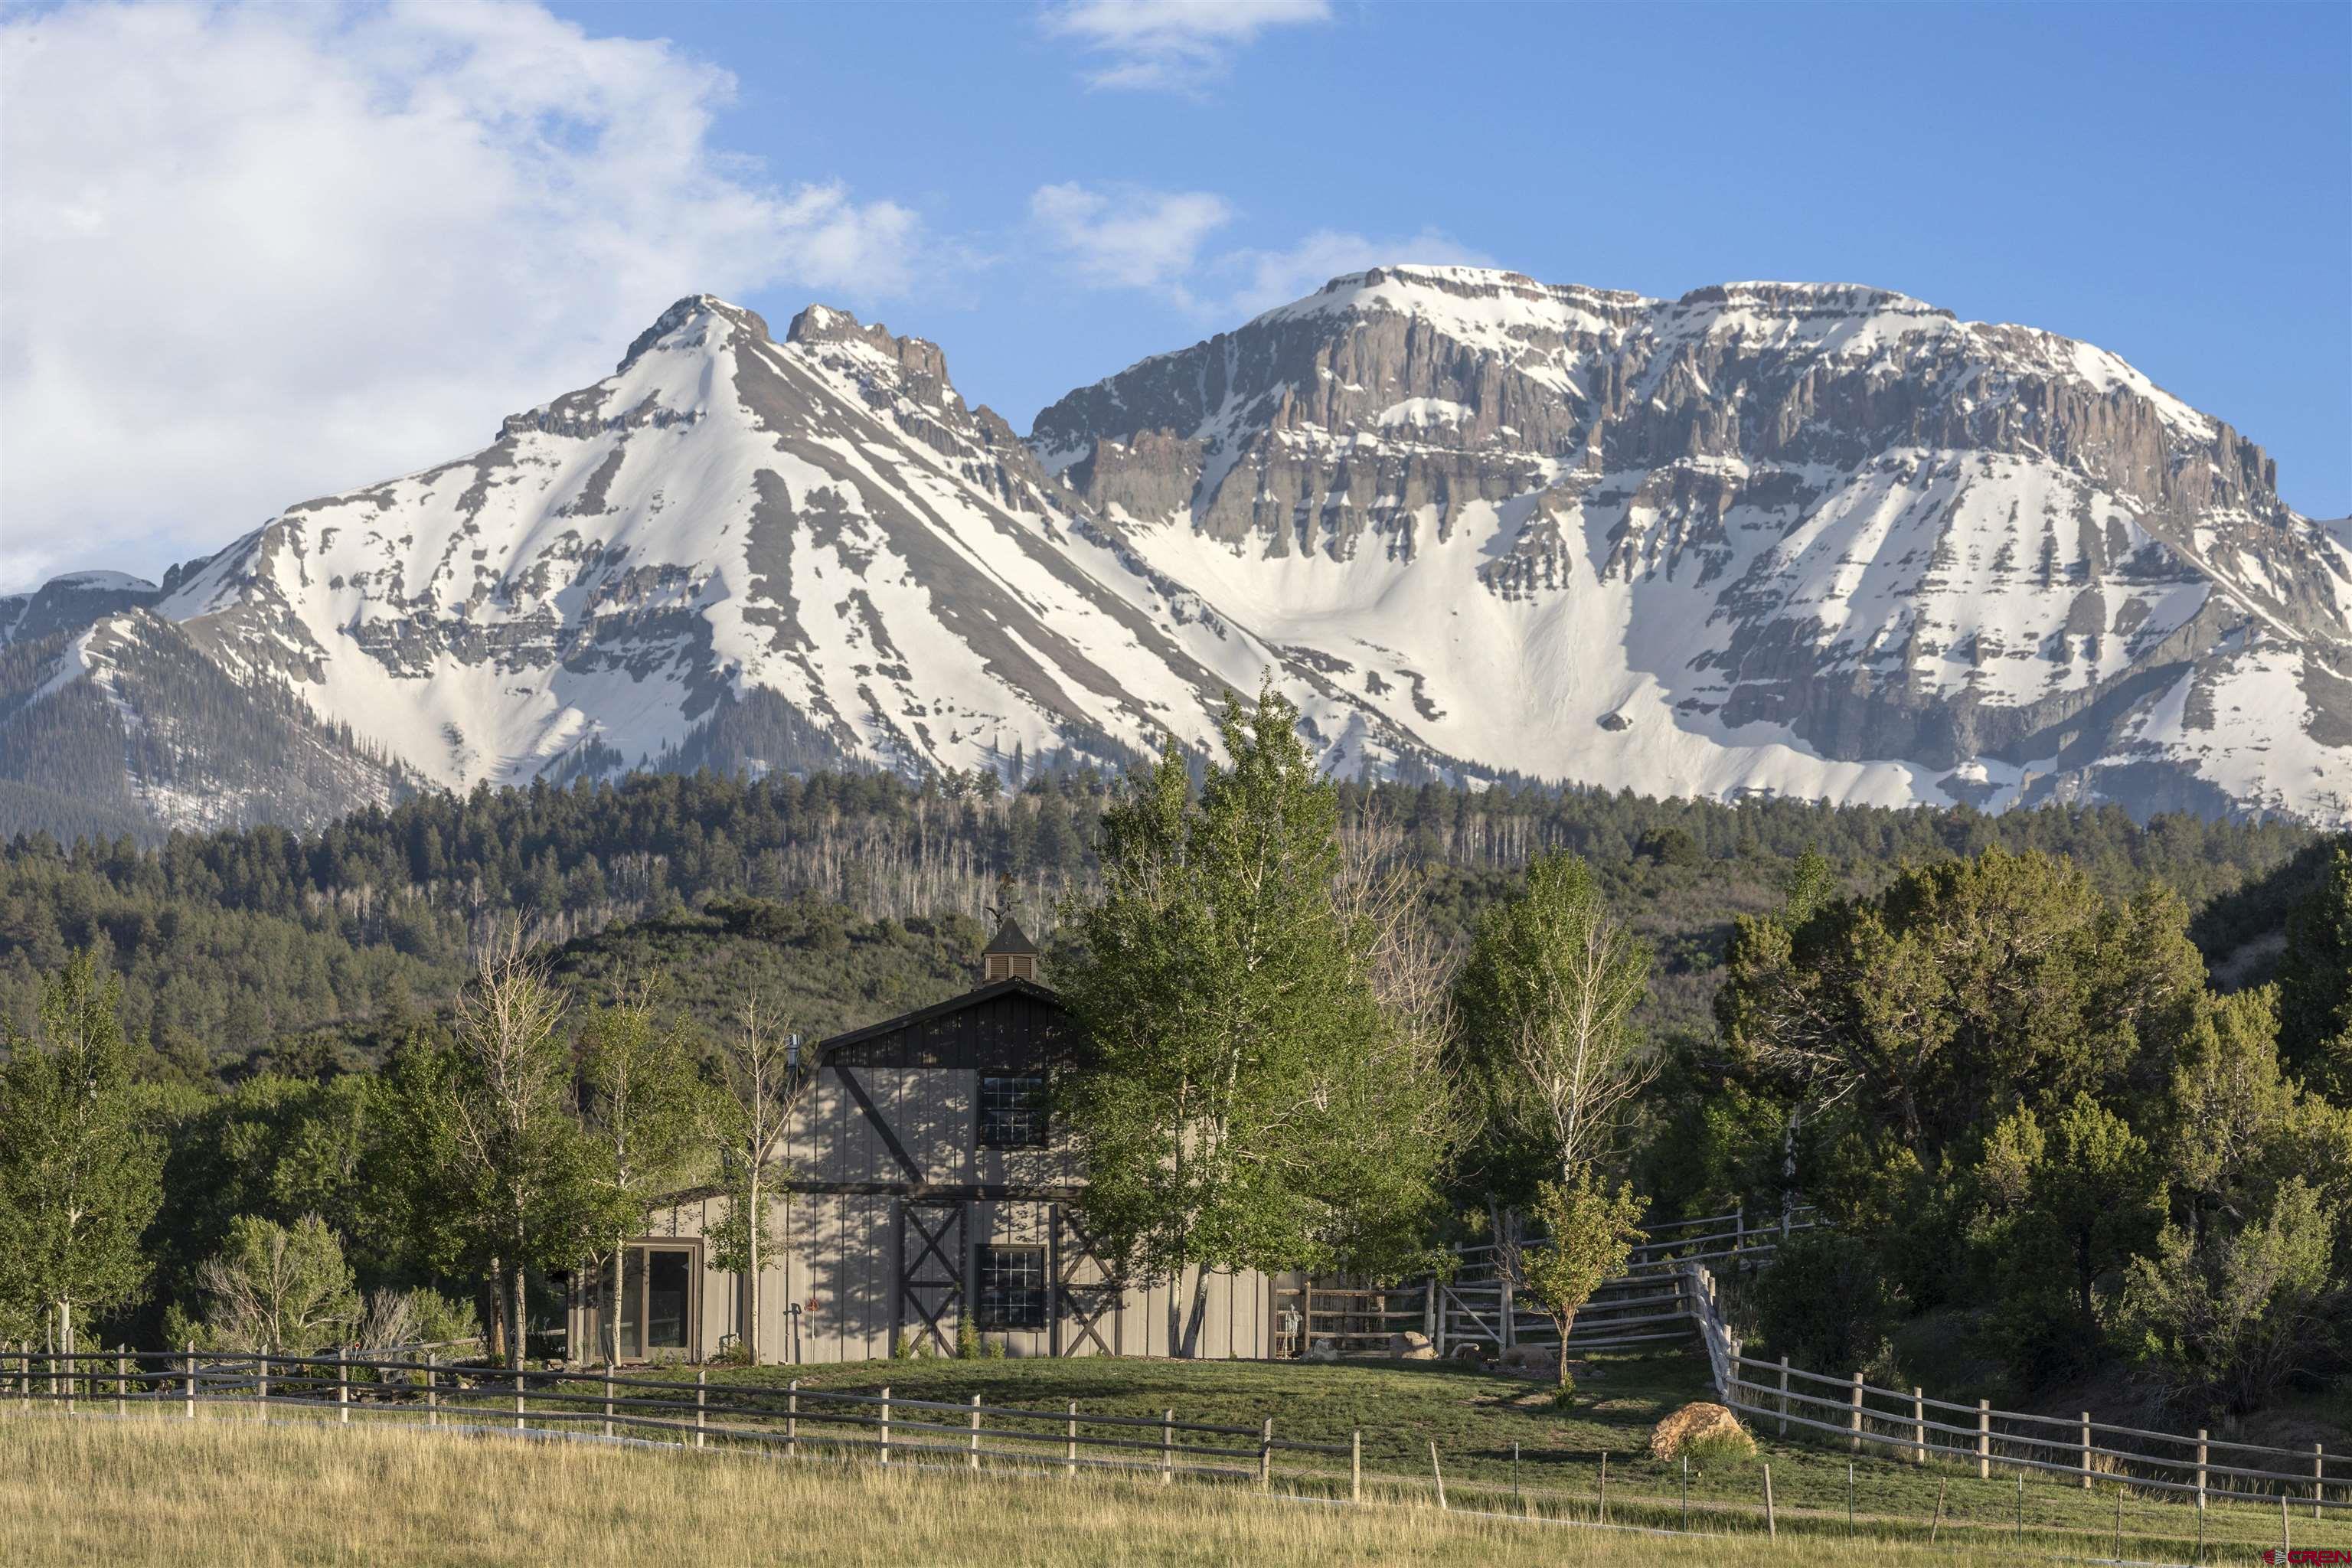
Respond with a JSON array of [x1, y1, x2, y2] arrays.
[[0, 765, 2323, 1083]]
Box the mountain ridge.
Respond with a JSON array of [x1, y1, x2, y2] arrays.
[[5, 264, 2346, 834]]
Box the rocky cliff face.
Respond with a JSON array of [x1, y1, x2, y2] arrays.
[[5, 267, 2346, 834], [1034, 266, 2352, 822]]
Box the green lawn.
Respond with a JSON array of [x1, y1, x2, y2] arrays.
[[651, 1348, 2347, 1559]]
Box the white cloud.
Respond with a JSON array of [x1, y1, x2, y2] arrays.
[[0, 2, 927, 591], [1030, 183, 1492, 321], [1031, 182, 1235, 299], [1044, 0, 1330, 92]]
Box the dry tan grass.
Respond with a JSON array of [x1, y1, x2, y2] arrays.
[[0, 1410, 2024, 1567]]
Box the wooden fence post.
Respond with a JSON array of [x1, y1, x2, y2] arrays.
[[1258, 1417, 1272, 1491], [338, 1346, 350, 1425], [1849, 1370, 1863, 1453], [1428, 1439, 1446, 1511], [694, 1369, 707, 1451], [2080, 1412, 2092, 1490], [184, 1342, 194, 1420], [969, 1394, 981, 1471], [596, 1361, 608, 1439], [786, 1380, 798, 1459], [257, 1353, 269, 1422], [426, 1352, 438, 1429], [1912, 1387, 1926, 1465], [1976, 1399, 1990, 1479], [512, 1362, 523, 1433], [2197, 1429, 2208, 1511], [1599, 1449, 1609, 1524], [1762, 1463, 1775, 1539], [1161, 1410, 1174, 1484], [880, 1385, 890, 1467], [1067, 1402, 1080, 1481], [1499, 1279, 1514, 1354], [1351, 1429, 1361, 1503], [1778, 1356, 1789, 1436], [2317, 1443, 2327, 1521], [114, 1348, 126, 1419]]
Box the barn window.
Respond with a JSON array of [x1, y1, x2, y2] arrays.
[[976, 1245, 1047, 1329], [979, 1074, 1048, 1148]]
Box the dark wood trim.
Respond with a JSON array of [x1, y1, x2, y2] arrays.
[[787, 1179, 1083, 1200], [834, 1064, 923, 1183], [1054, 1205, 1116, 1357], [897, 1200, 965, 1355], [818, 977, 1060, 1059]]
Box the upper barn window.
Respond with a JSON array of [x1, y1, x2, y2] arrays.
[[979, 1073, 1047, 1148]]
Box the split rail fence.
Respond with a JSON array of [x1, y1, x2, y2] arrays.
[[3, 1329, 2344, 1559], [1681, 1260, 2347, 1520], [0, 1346, 1357, 1494]]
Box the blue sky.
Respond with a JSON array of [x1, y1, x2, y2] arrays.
[[559, 1, 2352, 515], [3, 1, 2347, 589]]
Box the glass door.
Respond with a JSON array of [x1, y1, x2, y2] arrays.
[[606, 1245, 696, 1361]]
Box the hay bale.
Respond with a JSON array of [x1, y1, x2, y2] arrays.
[[1649, 1401, 1755, 1463]]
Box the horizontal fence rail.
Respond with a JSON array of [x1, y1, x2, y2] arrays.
[[1678, 1263, 2344, 1519], [4, 1333, 2340, 1560]]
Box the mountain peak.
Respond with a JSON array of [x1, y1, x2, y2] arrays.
[[616, 294, 771, 374], [786, 303, 949, 387]]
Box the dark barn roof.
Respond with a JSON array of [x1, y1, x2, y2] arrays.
[[818, 977, 1085, 1072]]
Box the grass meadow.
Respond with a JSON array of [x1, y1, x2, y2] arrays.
[[5, 1410, 2053, 1568]]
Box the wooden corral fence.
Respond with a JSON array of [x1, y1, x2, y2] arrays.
[[0, 1346, 1360, 1496], [1276, 1204, 1818, 1359], [1681, 1261, 2346, 1519]]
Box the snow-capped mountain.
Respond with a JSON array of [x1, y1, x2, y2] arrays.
[[5, 267, 2347, 835], [1040, 267, 2352, 822]]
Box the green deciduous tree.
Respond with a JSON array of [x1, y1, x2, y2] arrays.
[[577, 979, 710, 1362], [1453, 851, 1654, 1200], [196, 1214, 360, 1353], [1059, 688, 1447, 1356], [1514, 1169, 1647, 1387], [0, 953, 162, 1360], [387, 936, 600, 1368], [704, 994, 811, 1366]]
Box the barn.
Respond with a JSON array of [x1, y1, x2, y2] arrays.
[[566, 921, 1283, 1364]]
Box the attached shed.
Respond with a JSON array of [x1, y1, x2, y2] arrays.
[[569, 924, 1280, 1364]]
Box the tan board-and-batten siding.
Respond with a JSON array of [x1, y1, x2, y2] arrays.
[[568, 952, 1281, 1364]]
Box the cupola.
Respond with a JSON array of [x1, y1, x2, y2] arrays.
[[982, 916, 1040, 984]]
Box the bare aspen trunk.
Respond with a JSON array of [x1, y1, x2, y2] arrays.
[[487, 1260, 508, 1364], [511, 1252, 529, 1370], [746, 1165, 763, 1365], [609, 1243, 625, 1363]]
